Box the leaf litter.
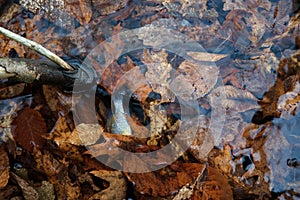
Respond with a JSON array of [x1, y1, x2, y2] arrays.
[[0, 0, 300, 199]]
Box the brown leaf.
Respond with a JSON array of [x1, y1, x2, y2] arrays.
[[92, 0, 129, 16], [88, 23, 124, 76], [65, 0, 93, 25], [211, 85, 259, 112], [42, 85, 73, 116], [187, 52, 229, 62], [125, 163, 205, 197], [192, 166, 234, 200], [0, 83, 25, 99], [33, 149, 62, 177], [10, 172, 39, 200], [89, 170, 127, 199], [0, 145, 10, 189], [12, 107, 46, 152], [126, 170, 179, 197], [47, 114, 80, 151]]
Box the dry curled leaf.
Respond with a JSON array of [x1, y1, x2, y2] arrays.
[[12, 107, 46, 152]]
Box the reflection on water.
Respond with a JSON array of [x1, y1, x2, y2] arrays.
[[0, 0, 300, 198]]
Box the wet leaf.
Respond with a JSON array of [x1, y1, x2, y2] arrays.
[[125, 168, 179, 197], [35, 181, 55, 200], [211, 85, 259, 112], [89, 170, 127, 199], [19, 0, 75, 30], [143, 49, 175, 102], [73, 123, 103, 145], [187, 52, 229, 62], [47, 114, 80, 150], [192, 166, 234, 200], [42, 85, 73, 116], [10, 172, 39, 200], [0, 83, 25, 99], [176, 59, 219, 99], [12, 107, 46, 152], [92, 0, 129, 16], [65, 0, 93, 25], [0, 145, 10, 189]]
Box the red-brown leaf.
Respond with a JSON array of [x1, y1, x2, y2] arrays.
[[12, 107, 46, 152]]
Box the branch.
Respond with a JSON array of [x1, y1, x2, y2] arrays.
[[0, 26, 74, 71], [0, 58, 74, 86]]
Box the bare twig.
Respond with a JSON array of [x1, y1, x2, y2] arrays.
[[0, 26, 74, 71]]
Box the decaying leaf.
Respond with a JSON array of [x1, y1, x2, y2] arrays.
[[211, 85, 259, 112], [73, 123, 103, 145], [10, 172, 39, 200], [0, 83, 25, 99], [0, 145, 10, 189], [89, 170, 127, 200], [43, 85, 73, 116], [19, 0, 75, 30], [192, 166, 234, 200], [175, 59, 219, 99], [65, 0, 93, 25], [125, 168, 179, 197], [12, 107, 46, 152], [35, 181, 55, 200], [33, 149, 62, 177], [187, 52, 229, 62], [143, 49, 175, 102], [47, 114, 80, 150], [92, 0, 129, 16]]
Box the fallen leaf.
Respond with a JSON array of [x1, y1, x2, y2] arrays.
[[0, 145, 10, 189], [143, 49, 175, 102], [175, 59, 219, 99], [10, 172, 39, 200], [192, 166, 234, 200], [19, 0, 75, 30], [211, 85, 259, 113], [12, 107, 46, 152], [125, 169, 179, 197], [33, 149, 62, 177], [92, 0, 129, 16], [47, 114, 80, 150], [65, 0, 93, 25], [0, 83, 26, 99], [43, 85, 73, 116], [187, 52, 229, 62], [89, 170, 127, 200], [73, 123, 103, 145], [35, 181, 55, 200]]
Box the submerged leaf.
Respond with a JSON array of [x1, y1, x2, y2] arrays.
[[0, 145, 9, 189], [12, 107, 46, 152]]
